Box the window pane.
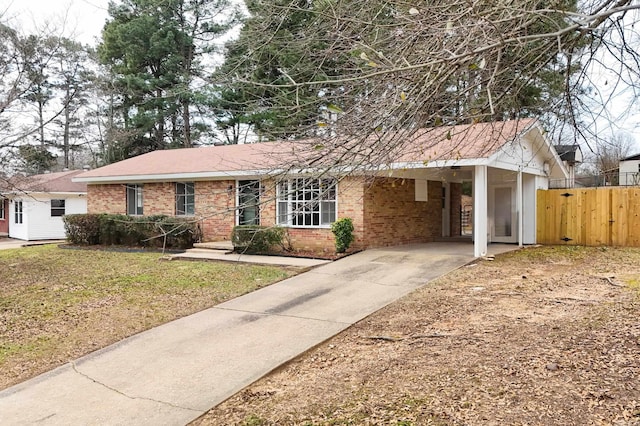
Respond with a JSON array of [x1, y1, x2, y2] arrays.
[[51, 199, 65, 217], [321, 201, 335, 224], [127, 184, 143, 215]]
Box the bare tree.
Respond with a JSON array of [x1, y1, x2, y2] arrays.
[[214, 0, 640, 170]]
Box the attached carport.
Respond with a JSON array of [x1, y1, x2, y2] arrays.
[[383, 120, 568, 257]]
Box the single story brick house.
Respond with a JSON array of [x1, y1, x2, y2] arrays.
[[1, 170, 88, 240], [74, 119, 568, 256]]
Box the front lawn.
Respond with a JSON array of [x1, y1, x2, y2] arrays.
[[0, 245, 294, 389]]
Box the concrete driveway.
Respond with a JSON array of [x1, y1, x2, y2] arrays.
[[0, 242, 517, 425]]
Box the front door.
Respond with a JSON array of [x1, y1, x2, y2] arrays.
[[491, 185, 517, 243]]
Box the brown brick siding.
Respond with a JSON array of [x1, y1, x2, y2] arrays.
[[88, 181, 237, 241], [87, 176, 455, 252], [0, 198, 8, 234], [363, 178, 442, 247], [450, 182, 462, 236], [87, 184, 126, 214], [259, 176, 365, 253], [195, 180, 236, 241]]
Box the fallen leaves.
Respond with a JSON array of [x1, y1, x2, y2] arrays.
[[196, 246, 640, 426]]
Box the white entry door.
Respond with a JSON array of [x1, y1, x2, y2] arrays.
[[491, 185, 517, 243]]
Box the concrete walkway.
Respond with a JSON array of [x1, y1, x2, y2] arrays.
[[0, 242, 518, 425], [170, 248, 330, 268], [0, 238, 66, 250]]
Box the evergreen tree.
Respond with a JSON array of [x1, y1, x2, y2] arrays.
[[98, 0, 240, 159]]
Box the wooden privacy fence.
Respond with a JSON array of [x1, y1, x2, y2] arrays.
[[537, 187, 640, 247]]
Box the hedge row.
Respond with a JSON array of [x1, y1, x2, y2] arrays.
[[63, 214, 199, 249], [231, 225, 288, 254]]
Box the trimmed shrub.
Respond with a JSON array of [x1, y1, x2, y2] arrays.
[[63, 214, 198, 249], [331, 217, 355, 253], [231, 225, 286, 254], [63, 214, 101, 245]]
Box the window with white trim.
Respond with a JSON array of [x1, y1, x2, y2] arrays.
[[126, 184, 144, 215], [15, 200, 23, 224], [51, 199, 66, 217], [277, 178, 337, 227], [175, 182, 195, 216]]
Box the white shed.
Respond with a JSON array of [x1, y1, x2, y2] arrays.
[[2, 170, 87, 241], [619, 153, 640, 186]]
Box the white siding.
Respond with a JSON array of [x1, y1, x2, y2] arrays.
[[9, 194, 87, 241], [619, 160, 640, 185], [8, 198, 28, 240]]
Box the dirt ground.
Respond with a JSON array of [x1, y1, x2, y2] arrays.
[[195, 245, 640, 426]]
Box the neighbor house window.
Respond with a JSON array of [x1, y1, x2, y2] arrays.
[[126, 184, 144, 215], [238, 180, 260, 225], [51, 199, 66, 217], [175, 182, 195, 216], [15, 201, 23, 224], [276, 178, 337, 227], [0, 199, 4, 220]]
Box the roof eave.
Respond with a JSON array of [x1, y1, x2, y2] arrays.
[[74, 169, 280, 184]]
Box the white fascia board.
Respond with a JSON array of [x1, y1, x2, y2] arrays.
[[488, 159, 545, 175], [382, 158, 489, 170], [74, 169, 279, 184], [1, 191, 86, 198], [526, 123, 570, 179]]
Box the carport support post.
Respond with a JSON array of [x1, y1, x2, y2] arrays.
[[473, 165, 488, 257], [517, 169, 523, 247]]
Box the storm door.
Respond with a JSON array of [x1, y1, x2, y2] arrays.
[[491, 185, 517, 243], [238, 180, 260, 225]]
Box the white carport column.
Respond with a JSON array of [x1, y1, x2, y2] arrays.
[[517, 169, 523, 248], [473, 165, 488, 257]]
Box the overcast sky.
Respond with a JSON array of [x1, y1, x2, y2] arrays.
[[2, 0, 639, 154], [2, 0, 109, 45]]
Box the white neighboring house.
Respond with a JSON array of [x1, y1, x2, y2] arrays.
[[619, 153, 640, 186], [1, 170, 87, 241]]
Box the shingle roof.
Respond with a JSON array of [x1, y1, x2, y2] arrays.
[[76, 119, 537, 181], [622, 153, 640, 161], [3, 170, 87, 193]]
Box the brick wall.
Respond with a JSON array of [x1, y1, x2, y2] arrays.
[[259, 176, 365, 253], [195, 180, 236, 241], [144, 182, 175, 215], [87, 184, 126, 214], [363, 178, 442, 247], [87, 181, 238, 242], [87, 176, 451, 251], [450, 182, 462, 237], [0, 198, 8, 234]]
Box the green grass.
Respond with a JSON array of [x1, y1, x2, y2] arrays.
[[0, 245, 293, 388]]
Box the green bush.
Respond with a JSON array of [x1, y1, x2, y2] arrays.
[[63, 214, 198, 249], [63, 214, 102, 245], [331, 217, 355, 253], [231, 225, 286, 254]]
